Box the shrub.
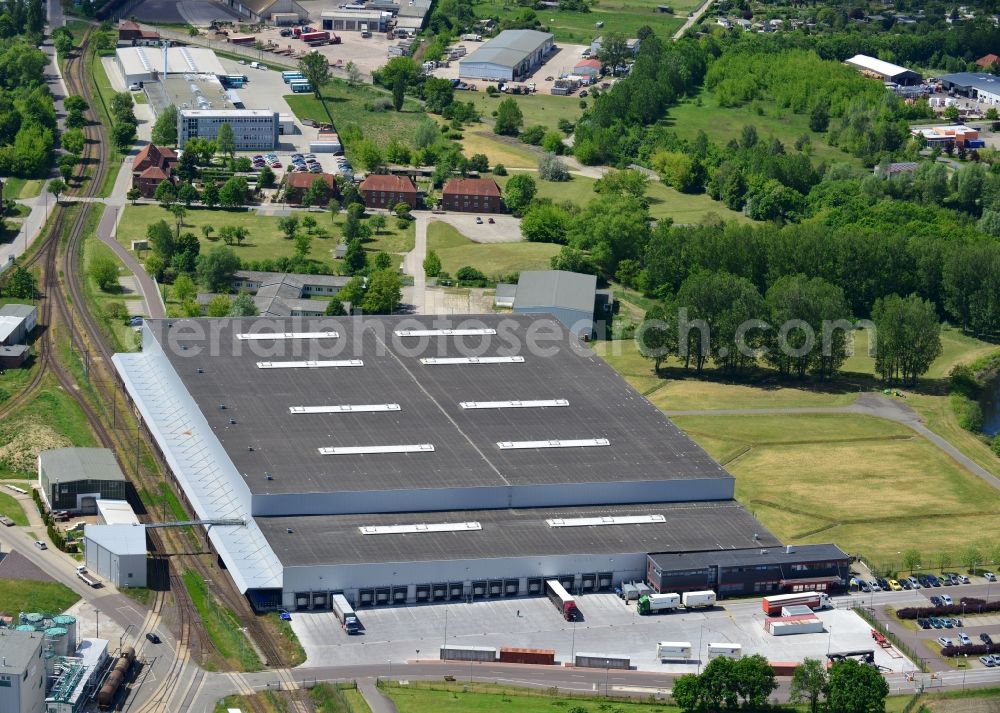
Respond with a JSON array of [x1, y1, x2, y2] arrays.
[[520, 125, 546, 145], [455, 265, 487, 285], [992, 435, 1000, 457], [493, 164, 507, 176]]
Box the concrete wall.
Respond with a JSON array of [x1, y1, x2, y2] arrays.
[[250, 477, 735, 516], [281, 551, 648, 608]]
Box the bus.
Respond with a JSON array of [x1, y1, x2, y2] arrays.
[[290, 81, 313, 93], [545, 579, 579, 621], [221, 75, 246, 88], [282, 71, 305, 83]]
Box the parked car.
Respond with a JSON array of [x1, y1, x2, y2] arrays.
[[928, 575, 942, 587], [985, 572, 997, 582], [868, 580, 881, 591], [959, 632, 972, 645], [942, 618, 955, 628], [876, 577, 890, 591], [930, 596, 944, 606], [859, 580, 870, 592], [279, 610, 292, 621], [918, 575, 931, 587], [930, 617, 943, 629], [146, 632, 160, 644], [938, 637, 953, 647], [958, 574, 970, 584], [942, 594, 954, 605], [34, 540, 46, 550], [908, 576, 921, 588], [918, 618, 931, 629], [900, 579, 912, 590], [980, 633, 993, 646], [980, 655, 995, 667], [889, 579, 903, 591]]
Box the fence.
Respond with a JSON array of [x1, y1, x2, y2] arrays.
[[853, 606, 929, 673]]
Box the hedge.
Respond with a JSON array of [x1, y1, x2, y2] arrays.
[[895, 598, 998, 619]]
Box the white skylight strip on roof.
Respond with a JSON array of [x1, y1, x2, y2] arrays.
[[257, 360, 363, 369], [290, 404, 400, 414], [496, 438, 610, 450], [238, 331, 339, 340], [546, 515, 666, 528], [461, 399, 569, 410], [318, 444, 435, 455], [420, 356, 524, 365], [395, 328, 497, 337], [359, 522, 482, 535]]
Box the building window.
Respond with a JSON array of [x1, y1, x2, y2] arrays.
[[0, 680, 10, 687]]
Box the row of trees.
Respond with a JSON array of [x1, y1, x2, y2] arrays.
[[0, 37, 55, 177], [637, 271, 941, 383]]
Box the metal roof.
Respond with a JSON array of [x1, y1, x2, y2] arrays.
[[0, 316, 21, 344], [844, 54, 917, 79], [38, 448, 126, 482], [0, 304, 35, 320], [515, 270, 597, 314], [96, 500, 140, 526], [259, 501, 781, 566], [0, 629, 42, 673], [83, 524, 147, 556], [461, 30, 553, 68], [115, 46, 227, 77], [648, 543, 850, 572], [938, 72, 1000, 95], [138, 315, 729, 496]]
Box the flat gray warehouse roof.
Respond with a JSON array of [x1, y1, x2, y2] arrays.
[[258, 501, 781, 566], [149, 315, 729, 496], [462, 29, 553, 68]]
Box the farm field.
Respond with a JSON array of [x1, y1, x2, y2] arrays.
[[674, 412, 1000, 565], [470, 0, 695, 45], [116, 205, 414, 269], [427, 220, 559, 278]]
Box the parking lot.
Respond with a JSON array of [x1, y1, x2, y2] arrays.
[[288, 592, 911, 673], [429, 43, 591, 95], [245, 24, 398, 77]]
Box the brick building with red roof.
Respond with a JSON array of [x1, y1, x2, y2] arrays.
[[441, 177, 503, 213], [359, 174, 418, 209]]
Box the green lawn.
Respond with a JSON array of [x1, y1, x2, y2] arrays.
[[182, 570, 262, 672], [674, 412, 1000, 566], [0, 376, 97, 479], [0, 578, 80, 615], [283, 81, 426, 162], [118, 205, 413, 271], [497, 172, 752, 224], [1, 178, 42, 200], [427, 220, 559, 278], [82, 237, 142, 353], [0, 491, 27, 525], [459, 130, 540, 169], [666, 90, 857, 167], [87, 49, 124, 197], [464, 91, 585, 134], [471, 0, 693, 44]]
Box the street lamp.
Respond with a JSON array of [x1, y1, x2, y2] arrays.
[[95, 609, 100, 639], [827, 624, 834, 656]]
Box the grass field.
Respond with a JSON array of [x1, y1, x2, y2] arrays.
[[1, 177, 42, 200], [673, 412, 1000, 565], [470, 0, 694, 44], [464, 92, 585, 135], [267, 612, 307, 667], [284, 81, 426, 158], [87, 49, 124, 198], [496, 171, 751, 224], [183, 569, 262, 672], [117, 205, 413, 270], [82, 238, 143, 353], [0, 491, 27, 526], [0, 375, 97, 478], [427, 220, 559, 278], [0, 578, 80, 614], [666, 90, 856, 167]]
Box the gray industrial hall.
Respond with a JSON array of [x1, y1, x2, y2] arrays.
[[113, 314, 836, 612]]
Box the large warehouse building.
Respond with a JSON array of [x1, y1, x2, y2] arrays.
[[844, 54, 921, 85], [113, 315, 847, 611], [459, 30, 554, 81], [115, 46, 227, 87], [938, 72, 1000, 105]]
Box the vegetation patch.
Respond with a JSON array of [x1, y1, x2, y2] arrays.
[[0, 382, 95, 478], [0, 491, 27, 525], [182, 569, 263, 672], [427, 220, 559, 280], [0, 578, 80, 615]]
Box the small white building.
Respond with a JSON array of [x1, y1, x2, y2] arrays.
[[96, 500, 140, 526], [84, 525, 147, 589], [0, 629, 45, 713]]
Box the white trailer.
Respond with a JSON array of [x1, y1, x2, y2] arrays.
[[656, 641, 693, 660], [331, 593, 361, 634], [707, 643, 742, 660], [682, 590, 717, 608]]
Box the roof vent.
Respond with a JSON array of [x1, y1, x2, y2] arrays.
[[265, 473, 273, 481], [218, 404, 227, 410], [196, 368, 204, 374], [229, 418, 236, 425], [286, 528, 293, 534], [786, 545, 795, 554], [247, 446, 254, 452]]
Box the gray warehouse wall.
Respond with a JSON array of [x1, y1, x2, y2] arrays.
[[251, 477, 734, 516], [281, 551, 648, 608], [458, 62, 514, 81], [513, 306, 593, 339]]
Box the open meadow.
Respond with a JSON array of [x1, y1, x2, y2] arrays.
[[427, 220, 559, 278]]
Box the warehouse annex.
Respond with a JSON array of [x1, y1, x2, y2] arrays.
[[113, 315, 846, 611]]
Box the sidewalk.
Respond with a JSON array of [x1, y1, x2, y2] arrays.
[[356, 680, 398, 713]]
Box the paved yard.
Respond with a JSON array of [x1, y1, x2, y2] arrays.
[[289, 592, 913, 673], [429, 213, 522, 243]]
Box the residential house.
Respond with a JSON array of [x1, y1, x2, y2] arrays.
[[132, 144, 177, 198], [284, 172, 337, 205], [976, 53, 1000, 69], [359, 174, 418, 209], [118, 20, 160, 46], [441, 177, 502, 213]]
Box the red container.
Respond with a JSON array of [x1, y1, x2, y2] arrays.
[[300, 31, 330, 43], [499, 647, 556, 665]]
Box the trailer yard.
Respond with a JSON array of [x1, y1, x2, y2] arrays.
[[289, 591, 914, 673]]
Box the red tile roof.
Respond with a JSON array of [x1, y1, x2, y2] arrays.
[[575, 59, 602, 69], [286, 172, 335, 190], [442, 177, 501, 198], [139, 166, 168, 180], [360, 174, 417, 193], [977, 54, 1000, 67], [119, 20, 140, 31]]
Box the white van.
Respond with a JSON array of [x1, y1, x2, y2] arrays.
[[360, 24, 371, 38]]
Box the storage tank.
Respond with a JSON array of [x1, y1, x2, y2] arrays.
[[44, 627, 69, 657], [43, 649, 57, 678], [52, 615, 77, 649], [25, 613, 43, 625], [15, 624, 36, 632]]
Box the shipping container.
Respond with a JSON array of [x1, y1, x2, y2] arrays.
[[707, 643, 742, 660], [309, 141, 343, 153], [682, 590, 717, 608], [575, 652, 630, 670], [439, 645, 497, 662], [761, 592, 831, 616], [499, 647, 556, 665], [291, 82, 314, 93], [300, 31, 330, 43], [656, 641, 693, 660], [765, 615, 825, 636], [282, 72, 305, 83], [228, 34, 255, 45], [638, 593, 680, 615], [545, 579, 579, 621]]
